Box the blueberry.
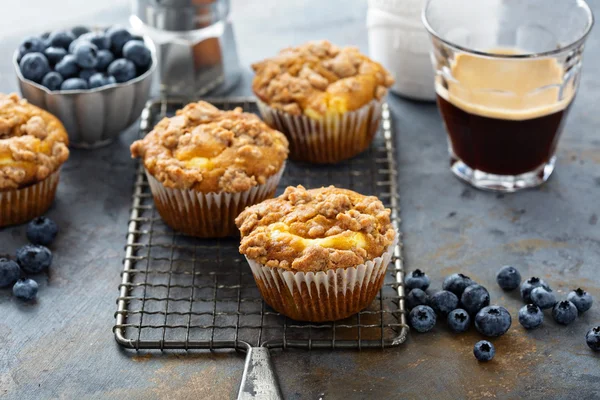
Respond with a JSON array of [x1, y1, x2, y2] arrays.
[[406, 288, 428, 311], [19, 53, 50, 83], [518, 304, 544, 330], [73, 42, 98, 69], [75, 32, 110, 51], [567, 288, 593, 313], [16, 245, 52, 274], [41, 72, 64, 91], [96, 50, 114, 71], [79, 69, 97, 82], [409, 305, 436, 333], [586, 326, 600, 351], [41, 32, 51, 40], [13, 279, 39, 301], [529, 287, 556, 310], [461, 284, 490, 315], [122, 40, 151, 68], [0, 258, 21, 288], [106, 26, 133, 55], [107, 58, 137, 83], [49, 30, 76, 49], [429, 290, 459, 316], [405, 269, 430, 291], [26, 216, 58, 246], [442, 273, 475, 297], [61, 78, 88, 91], [18, 36, 46, 58], [520, 277, 551, 303], [71, 26, 91, 38], [475, 305, 512, 337], [447, 309, 470, 333], [552, 300, 578, 325], [473, 340, 495, 362], [55, 54, 80, 79], [43, 46, 67, 66], [496, 265, 521, 291], [88, 73, 116, 89]]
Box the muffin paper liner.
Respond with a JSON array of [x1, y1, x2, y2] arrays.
[[244, 234, 398, 322], [146, 165, 285, 238], [0, 170, 60, 227], [257, 98, 384, 164]]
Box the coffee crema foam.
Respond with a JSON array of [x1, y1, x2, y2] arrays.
[[436, 48, 575, 121]]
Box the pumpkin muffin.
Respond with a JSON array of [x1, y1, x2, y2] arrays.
[[236, 185, 397, 322], [0, 93, 69, 227], [252, 40, 394, 164], [130, 101, 289, 237]]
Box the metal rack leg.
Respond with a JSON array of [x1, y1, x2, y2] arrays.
[[238, 347, 283, 400]]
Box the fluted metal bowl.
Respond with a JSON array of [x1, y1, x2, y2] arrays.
[[14, 33, 156, 149]]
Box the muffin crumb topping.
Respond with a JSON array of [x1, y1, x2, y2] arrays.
[[130, 101, 289, 193], [0, 93, 69, 190], [252, 40, 394, 117], [236, 185, 396, 272]]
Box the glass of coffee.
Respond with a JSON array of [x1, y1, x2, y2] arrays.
[[422, 0, 594, 192]]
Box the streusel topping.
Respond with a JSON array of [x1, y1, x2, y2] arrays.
[[251, 40, 394, 118], [236, 186, 396, 272], [130, 101, 289, 192], [0, 93, 69, 190]]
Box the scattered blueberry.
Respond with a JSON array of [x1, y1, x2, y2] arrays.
[[96, 49, 114, 71], [586, 326, 600, 351], [61, 78, 88, 91], [122, 40, 151, 68], [76, 32, 110, 51], [448, 309, 471, 333], [55, 54, 80, 79], [442, 273, 475, 297], [552, 300, 578, 326], [106, 26, 133, 54], [71, 26, 91, 38], [43, 46, 67, 66], [26, 216, 58, 246], [520, 277, 551, 303], [473, 340, 495, 362], [406, 288, 428, 311], [461, 284, 490, 315], [49, 30, 76, 50], [41, 72, 64, 91], [19, 53, 50, 83], [518, 304, 544, 330], [16, 245, 52, 274], [496, 265, 521, 291], [567, 288, 593, 313], [79, 68, 97, 82], [12, 279, 39, 301], [409, 305, 437, 333], [530, 287, 556, 310], [18, 36, 46, 59], [475, 305, 512, 337], [429, 290, 459, 316], [0, 258, 21, 288], [405, 269, 430, 291], [73, 42, 98, 68]]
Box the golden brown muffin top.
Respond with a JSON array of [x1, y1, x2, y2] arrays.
[[0, 93, 69, 190], [251, 40, 394, 119], [236, 185, 396, 272], [130, 101, 289, 193]]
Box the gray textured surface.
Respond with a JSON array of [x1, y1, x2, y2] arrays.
[[1, 1, 600, 399]]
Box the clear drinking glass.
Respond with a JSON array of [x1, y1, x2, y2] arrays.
[[422, 0, 594, 192]]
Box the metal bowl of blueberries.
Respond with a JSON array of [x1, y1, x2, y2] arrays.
[[14, 25, 156, 149]]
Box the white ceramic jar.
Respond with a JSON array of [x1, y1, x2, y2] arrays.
[[366, 0, 436, 101]]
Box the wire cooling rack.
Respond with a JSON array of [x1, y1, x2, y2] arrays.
[[114, 97, 408, 352]]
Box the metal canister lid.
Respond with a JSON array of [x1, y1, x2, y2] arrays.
[[133, 0, 230, 31]]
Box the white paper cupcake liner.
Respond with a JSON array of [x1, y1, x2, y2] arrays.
[[245, 233, 398, 322], [257, 98, 384, 164], [145, 165, 285, 238], [0, 170, 60, 227]]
